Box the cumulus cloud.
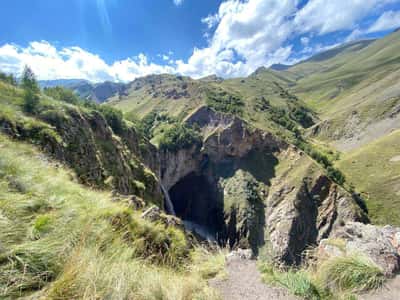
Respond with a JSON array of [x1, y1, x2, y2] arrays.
[[0, 0, 398, 81], [294, 0, 393, 34], [177, 0, 297, 78], [367, 10, 400, 32], [0, 41, 174, 82]]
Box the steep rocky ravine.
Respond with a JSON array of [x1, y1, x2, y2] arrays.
[[157, 106, 369, 265], [0, 102, 370, 267]]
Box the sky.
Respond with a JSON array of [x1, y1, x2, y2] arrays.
[[0, 0, 400, 82]]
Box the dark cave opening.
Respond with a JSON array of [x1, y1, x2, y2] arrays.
[[169, 172, 225, 241]]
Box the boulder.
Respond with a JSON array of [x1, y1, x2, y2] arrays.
[[318, 222, 400, 276]]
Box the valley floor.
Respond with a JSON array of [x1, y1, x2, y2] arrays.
[[210, 256, 297, 300]]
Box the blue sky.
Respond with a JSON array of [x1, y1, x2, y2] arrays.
[[0, 0, 400, 82]]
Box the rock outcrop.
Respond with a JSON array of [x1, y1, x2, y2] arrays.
[[162, 106, 369, 265], [0, 105, 163, 204], [0, 103, 372, 268], [318, 222, 400, 276]]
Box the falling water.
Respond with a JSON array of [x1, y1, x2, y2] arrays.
[[183, 220, 217, 242], [160, 184, 176, 216]]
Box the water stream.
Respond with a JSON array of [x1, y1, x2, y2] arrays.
[[160, 183, 217, 242], [160, 183, 176, 216], [183, 220, 217, 242]]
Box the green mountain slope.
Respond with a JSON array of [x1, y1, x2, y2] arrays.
[[0, 75, 227, 299], [109, 71, 315, 146], [336, 129, 400, 225], [286, 30, 400, 151]]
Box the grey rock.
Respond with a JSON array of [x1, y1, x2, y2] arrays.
[[320, 222, 400, 276]]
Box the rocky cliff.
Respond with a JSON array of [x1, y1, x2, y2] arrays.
[[0, 104, 162, 205], [0, 99, 372, 267], [157, 106, 369, 264]]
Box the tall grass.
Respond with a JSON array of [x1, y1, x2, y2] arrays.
[[260, 252, 386, 300], [0, 134, 221, 299], [260, 264, 323, 300], [317, 255, 385, 293]]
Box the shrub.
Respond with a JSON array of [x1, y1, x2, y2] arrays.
[[206, 88, 245, 115], [290, 106, 314, 128], [98, 105, 126, 135], [260, 264, 322, 300], [0, 71, 17, 85], [158, 123, 202, 152], [44, 86, 80, 105], [23, 89, 40, 113], [327, 166, 346, 185], [317, 255, 385, 293]]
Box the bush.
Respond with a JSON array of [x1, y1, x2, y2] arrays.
[[317, 255, 385, 293], [98, 105, 126, 135], [23, 89, 40, 113], [44, 86, 80, 105], [206, 88, 245, 115], [0, 71, 17, 85], [290, 106, 314, 128], [261, 264, 322, 300], [158, 123, 202, 152]]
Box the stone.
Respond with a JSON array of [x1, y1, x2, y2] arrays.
[[141, 206, 162, 222], [226, 248, 254, 261], [319, 222, 400, 276]]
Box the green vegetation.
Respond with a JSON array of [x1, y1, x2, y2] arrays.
[[0, 71, 16, 85], [205, 87, 245, 115], [0, 134, 221, 299], [97, 105, 126, 135], [158, 123, 202, 152], [21, 66, 40, 113], [295, 140, 346, 185], [261, 265, 322, 299], [337, 129, 400, 225], [317, 255, 385, 293], [43, 86, 80, 105], [260, 253, 385, 299]]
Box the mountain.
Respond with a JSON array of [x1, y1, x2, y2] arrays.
[[102, 30, 400, 226], [39, 78, 89, 88], [1, 30, 400, 299], [40, 79, 127, 103], [269, 63, 290, 71]]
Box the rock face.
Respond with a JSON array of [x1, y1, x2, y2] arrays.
[[1, 103, 372, 268], [0, 105, 162, 204], [266, 165, 368, 265], [162, 106, 369, 265], [318, 222, 400, 276]]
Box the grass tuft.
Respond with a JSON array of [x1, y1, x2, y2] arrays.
[[317, 254, 385, 293]]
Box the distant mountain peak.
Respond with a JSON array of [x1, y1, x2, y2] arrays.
[[269, 63, 290, 71]]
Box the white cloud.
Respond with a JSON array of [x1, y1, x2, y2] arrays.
[[0, 0, 398, 82], [173, 0, 184, 6], [367, 10, 400, 32], [294, 0, 393, 35], [201, 13, 220, 29], [177, 0, 297, 78], [0, 41, 174, 82]]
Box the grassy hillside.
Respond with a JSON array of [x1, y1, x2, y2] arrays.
[[337, 129, 400, 225], [109, 71, 316, 147], [284, 31, 400, 151], [0, 133, 223, 299]]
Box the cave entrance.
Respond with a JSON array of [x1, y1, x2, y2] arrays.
[[169, 172, 224, 242]]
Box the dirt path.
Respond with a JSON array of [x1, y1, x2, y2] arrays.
[[359, 276, 400, 300], [209, 256, 297, 300]]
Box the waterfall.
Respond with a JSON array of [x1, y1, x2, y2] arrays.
[[183, 220, 216, 242], [160, 184, 176, 216]]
